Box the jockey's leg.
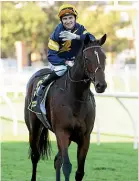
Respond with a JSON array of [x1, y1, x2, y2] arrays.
[[36, 65, 67, 96], [32, 65, 67, 114], [36, 71, 59, 96]]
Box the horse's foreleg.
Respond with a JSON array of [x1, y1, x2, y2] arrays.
[[75, 135, 90, 181], [56, 132, 72, 181], [62, 148, 72, 181], [54, 151, 62, 181]]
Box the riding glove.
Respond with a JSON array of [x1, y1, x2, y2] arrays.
[[59, 31, 77, 41]]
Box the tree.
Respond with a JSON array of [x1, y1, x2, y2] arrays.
[[1, 1, 131, 60], [77, 4, 130, 53], [1, 2, 58, 58]]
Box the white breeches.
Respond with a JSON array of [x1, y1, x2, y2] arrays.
[[49, 61, 74, 76]]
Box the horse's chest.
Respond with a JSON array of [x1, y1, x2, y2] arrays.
[[70, 120, 87, 142]]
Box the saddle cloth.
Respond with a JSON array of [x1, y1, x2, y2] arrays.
[[28, 75, 54, 131]]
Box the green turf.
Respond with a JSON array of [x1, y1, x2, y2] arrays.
[[1, 141, 137, 181]]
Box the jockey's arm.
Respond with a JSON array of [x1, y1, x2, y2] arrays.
[[47, 38, 65, 65], [79, 26, 96, 41], [59, 25, 96, 42], [59, 32, 95, 41], [48, 49, 65, 65], [79, 32, 96, 41]]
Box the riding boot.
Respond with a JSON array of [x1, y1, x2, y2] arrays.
[[36, 71, 59, 97], [31, 71, 59, 114]]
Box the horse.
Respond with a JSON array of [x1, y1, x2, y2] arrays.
[[24, 34, 107, 181]]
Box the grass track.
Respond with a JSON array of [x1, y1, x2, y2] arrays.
[[1, 141, 137, 181]]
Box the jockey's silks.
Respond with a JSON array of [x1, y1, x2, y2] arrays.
[[47, 23, 96, 65]]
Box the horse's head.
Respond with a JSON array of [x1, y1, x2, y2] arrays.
[[83, 34, 107, 93]]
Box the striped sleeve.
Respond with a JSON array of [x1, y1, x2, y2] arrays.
[[48, 39, 59, 51], [80, 25, 96, 41], [47, 28, 65, 65]]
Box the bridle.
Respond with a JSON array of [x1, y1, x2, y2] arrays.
[[68, 45, 103, 83]]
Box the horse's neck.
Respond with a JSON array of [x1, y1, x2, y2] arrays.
[[69, 52, 91, 101], [71, 47, 85, 77]]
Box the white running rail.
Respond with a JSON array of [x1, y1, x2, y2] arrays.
[[93, 91, 139, 149]]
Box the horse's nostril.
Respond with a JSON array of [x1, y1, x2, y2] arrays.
[[95, 82, 107, 90], [96, 83, 101, 89]]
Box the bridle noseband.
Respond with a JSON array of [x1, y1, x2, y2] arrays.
[[68, 45, 103, 83]]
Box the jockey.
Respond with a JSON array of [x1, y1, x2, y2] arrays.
[[36, 4, 96, 96]]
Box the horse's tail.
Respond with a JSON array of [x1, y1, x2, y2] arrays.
[[38, 126, 52, 160]]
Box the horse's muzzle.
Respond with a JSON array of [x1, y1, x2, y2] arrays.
[[95, 81, 107, 93]]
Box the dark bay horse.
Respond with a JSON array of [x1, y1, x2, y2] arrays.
[[24, 34, 107, 181]]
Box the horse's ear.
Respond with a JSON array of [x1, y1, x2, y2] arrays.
[[98, 34, 107, 46], [84, 34, 90, 45]]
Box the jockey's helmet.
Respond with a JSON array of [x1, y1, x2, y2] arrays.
[[58, 4, 78, 19]]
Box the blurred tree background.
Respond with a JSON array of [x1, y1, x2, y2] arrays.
[[1, 1, 132, 63]]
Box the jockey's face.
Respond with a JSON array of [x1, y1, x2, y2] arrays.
[[61, 14, 76, 30]]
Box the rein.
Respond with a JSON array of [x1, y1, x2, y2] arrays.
[[68, 70, 90, 83]]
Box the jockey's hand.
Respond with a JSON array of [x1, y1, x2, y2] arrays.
[[59, 31, 77, 41]]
